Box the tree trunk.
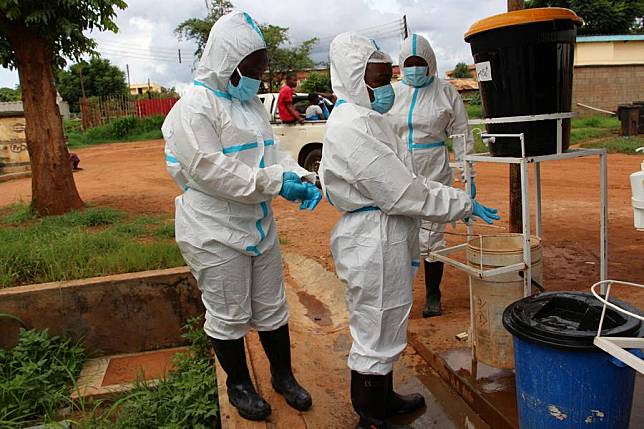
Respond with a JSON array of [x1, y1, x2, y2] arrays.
[[10, 28, 84, 216]]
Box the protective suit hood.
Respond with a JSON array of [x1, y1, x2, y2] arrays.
[[194, 10, 267, 92], [330, 33, 384, 109], [399, 34, 437, 78]]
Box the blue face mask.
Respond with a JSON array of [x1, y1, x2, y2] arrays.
[[403, 66, 433, 88], [227, 68, 261, 101], [366, 83, 395, 114]]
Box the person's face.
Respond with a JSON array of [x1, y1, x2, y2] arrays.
[[403, 56, 428, 69], [287, 76, 298, 88], [364, 63, 393, 102], [230, 49, 268, 86]]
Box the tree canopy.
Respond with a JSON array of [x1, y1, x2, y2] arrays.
[[174, 0, 317, 92], [261, 24, 317, 92], [0, 0, 126, 68], [452, 62, 472, 78], [56, 58, 128, 112], [175, 0, 233, 58], [526, 0, 644, 34], [0, 84, 20, 102], [301, 71, 331, 93]]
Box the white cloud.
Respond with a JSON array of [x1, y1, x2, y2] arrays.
[[0, 0, 508, 90]]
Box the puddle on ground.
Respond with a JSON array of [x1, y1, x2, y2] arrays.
[[441, 347, 518, 423], [283, 252, 348, 327], [297, 290, 332, 326]]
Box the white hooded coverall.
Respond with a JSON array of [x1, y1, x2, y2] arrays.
[[162, 10, 314, 340], [388, 34, 475, 258], [319, 33, 473, 375]]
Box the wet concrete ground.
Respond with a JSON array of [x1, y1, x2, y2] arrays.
[[74, 252, 641, 428], [212, 253, 492, 428]]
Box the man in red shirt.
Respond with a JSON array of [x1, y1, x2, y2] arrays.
[[277, 73, 304, 124]]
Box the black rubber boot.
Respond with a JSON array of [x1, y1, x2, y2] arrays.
[[423, 260, 444, 318], [351, 371, 411, 429], [385, 371, 425, 416], [209, 336, 272, 421], [258, 324, 312, 411]]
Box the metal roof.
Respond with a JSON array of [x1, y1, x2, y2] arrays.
[[577, 35, 644, 43]]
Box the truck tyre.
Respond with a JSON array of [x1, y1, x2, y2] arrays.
[[303, 148, 322, 173]]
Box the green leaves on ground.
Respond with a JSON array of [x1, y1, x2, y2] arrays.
[[76, 317, 218, 429], [0, 329, 85, 428]]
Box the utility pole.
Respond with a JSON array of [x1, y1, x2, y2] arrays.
[[78, 65, 86, 98], [178, 49, 182, 64], [508, 0, 524, 233], [402, 15, 409, 40], [126, 64, 131, 88]]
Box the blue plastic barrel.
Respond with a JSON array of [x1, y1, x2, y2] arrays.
[[503, 292, 641, 428]]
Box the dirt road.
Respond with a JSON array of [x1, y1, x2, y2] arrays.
[[2, 139, 643, 353]]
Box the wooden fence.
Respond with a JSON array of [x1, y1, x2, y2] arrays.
[[80, 96, 179, 130]]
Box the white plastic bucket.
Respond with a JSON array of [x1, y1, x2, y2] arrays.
[[467, 234, 542, 369]]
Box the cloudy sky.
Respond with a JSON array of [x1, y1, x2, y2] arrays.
[[0, 0, 508, 93]]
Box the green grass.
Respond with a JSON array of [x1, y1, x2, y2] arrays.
[[0, 329, 85, 428], [465, 103, 483, 119], [580, 135, 644, 154], [74, 318, 218, 429], [66, 115, 164, 148], [0, 205, 184, 288]]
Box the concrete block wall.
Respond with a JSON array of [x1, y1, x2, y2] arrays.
[[573, 65, 644, 116], [0, 267, 204, 355]]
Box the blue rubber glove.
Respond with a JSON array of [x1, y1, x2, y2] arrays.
[[471, 200, 500, 225], [279, 172, 308, 202], [470, 177, 477, 199], [299, 182, 322, 211]]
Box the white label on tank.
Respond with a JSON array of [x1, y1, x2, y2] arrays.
[[476, 61, 492, 82]]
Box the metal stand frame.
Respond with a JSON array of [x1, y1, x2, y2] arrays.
[[429, 112, 609, 350], [591, 280, 644, 374]]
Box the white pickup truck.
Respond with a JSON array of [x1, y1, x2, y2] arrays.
[[258, 92, 332, 173]]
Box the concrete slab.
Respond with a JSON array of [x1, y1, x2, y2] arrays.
[[216, 253, 492, 429], [410, 334, 644, 429], [72, 347, 187, 401], [0, 171, 30, 182]]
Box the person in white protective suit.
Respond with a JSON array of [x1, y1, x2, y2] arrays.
[[387, 33, 498, 318], [319, 33, 499, 429], [162, 10, 321, 422]]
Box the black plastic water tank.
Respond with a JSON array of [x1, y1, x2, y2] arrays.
[[465, 8, 582, 156]]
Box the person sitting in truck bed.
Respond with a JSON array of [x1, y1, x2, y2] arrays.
[[305, 93, 330, 121], [278, 73, 304, 124]]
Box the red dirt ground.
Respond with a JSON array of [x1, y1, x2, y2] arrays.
[[1, 139, 642, 352]]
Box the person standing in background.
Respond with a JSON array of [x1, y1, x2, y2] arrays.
[[278, 72, 304, 124], [388, 34, 497, 318]]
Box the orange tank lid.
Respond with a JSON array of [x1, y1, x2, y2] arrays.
[[464, 7, 583, 41]]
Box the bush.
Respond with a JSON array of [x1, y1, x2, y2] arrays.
[[0, 329, 85, 428], [110, 116, 140, 139], [67, 115, 165, 148], [75, 318, 218, 429], [452, 62, 472, 78], [301, 71, 331, 93]]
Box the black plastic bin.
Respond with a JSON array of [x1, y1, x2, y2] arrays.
[[465, 8, 583, 156]]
